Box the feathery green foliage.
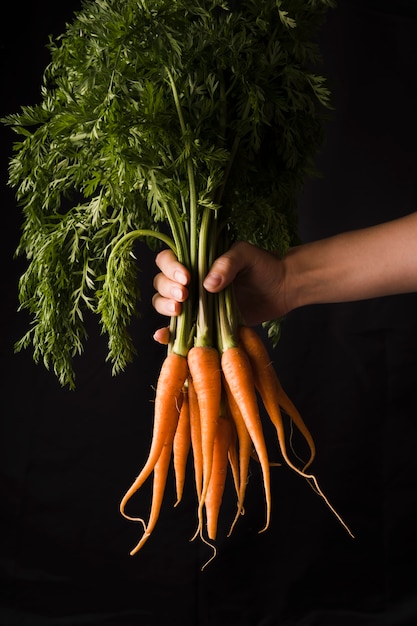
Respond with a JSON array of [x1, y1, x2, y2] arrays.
[[3, 0, 335, 387]]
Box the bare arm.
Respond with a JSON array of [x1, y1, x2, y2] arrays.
[[286, 212, 417, 311], [152, 212, 417, 339]]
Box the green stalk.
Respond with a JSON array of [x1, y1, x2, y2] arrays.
[[166, 67, 200, 356], [148, 170, 188, 264], [106, 225, 191, 357], [108, 228, 177, 259], [194, 206, 215, 347], [217, 285, 238, 353], [165, 68, 199, 271]]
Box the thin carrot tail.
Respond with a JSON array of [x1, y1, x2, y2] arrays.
[[274, 382, 316, 471], [129, 439, 173, 555], [221, 345, 272, 534]]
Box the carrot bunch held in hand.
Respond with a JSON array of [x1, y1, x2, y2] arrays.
[[3, 0, 351, 566], [120, 317, 353, 563], [120, 270, 354, 562]]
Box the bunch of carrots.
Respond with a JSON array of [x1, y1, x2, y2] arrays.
[[119, 301, 353, 565]]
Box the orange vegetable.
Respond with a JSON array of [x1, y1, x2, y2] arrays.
[[237, 326, 354, 538], [237, 325, 315, 472], [226, 414, 240, 512], [130, 436, 174, 555], [221, 345, 272, 533], [205, 411, 234, 541], [120, 352, 188, 521], [188, 376, 203, 503], [224, 380, 253, 535], [187, 345, 222, 532], [119, 329, 353, 561], [173, 385, 191, 506]]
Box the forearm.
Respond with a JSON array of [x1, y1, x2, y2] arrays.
[[284, 212, 417, 311]]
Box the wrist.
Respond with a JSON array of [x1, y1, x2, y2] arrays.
[[279, 248, 302, 315], [280, 244, 319, 313]]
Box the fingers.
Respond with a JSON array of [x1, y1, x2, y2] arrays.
[[152, 249, 190, 317], [152, 242, 269, 342], [153, 250, 191, 345], [155, 249, 190, 286], [153, 326, 170, 345]]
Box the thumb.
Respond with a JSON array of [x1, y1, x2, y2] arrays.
[[203, 244, 245, 293]]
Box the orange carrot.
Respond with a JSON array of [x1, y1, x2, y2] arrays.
[[120, 352, 188, 519], [237, 326, 354, 538], [226, 413, 240, 508], [221, 345, 272, 533], [173, 385, 191, 506], [205, 412, 234, 541], [188, 376, 203, 503], [237, 325, 315, 472], [130, 436, 173, 555], [224, 379, 253, 535], [187, 345, 222, 529]]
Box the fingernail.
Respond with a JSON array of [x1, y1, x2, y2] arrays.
[[174, 270, 187, 285], [172, 287, 183, 300], [203, 272, 222, 290]]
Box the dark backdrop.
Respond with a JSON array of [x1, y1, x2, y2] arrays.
[[1, 2, 417, 625]]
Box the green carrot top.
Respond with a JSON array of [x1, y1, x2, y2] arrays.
[[3, 0, 335, 387]]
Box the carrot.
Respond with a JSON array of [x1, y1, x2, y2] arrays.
[[188, 376, 203, 503], [237, 326, 354, 538], [205, 411, 234, 541], [237, 325, 316, 472], [221, 345, 272, 533], [120, 352, 188, 519], [226, 415, 240, 509], [224, 379, 253, 535], [173, 385, 191, 506], [187, 345, 222, 530], [130, 436, 173, 555]]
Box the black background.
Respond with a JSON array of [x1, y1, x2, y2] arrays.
[[1, 2, 417, 625]]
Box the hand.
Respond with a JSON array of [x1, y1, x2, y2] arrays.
[[152, 242, 289, 343]]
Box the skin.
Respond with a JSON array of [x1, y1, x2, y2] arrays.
[[152, 211, 417, 343]]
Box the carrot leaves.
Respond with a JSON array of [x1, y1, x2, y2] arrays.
[[3, 0, 335, 386]]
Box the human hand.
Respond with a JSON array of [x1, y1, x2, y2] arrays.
[[152, 241, 289, 343]]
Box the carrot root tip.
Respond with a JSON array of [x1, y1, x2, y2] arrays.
[[130, 531, 152, 556], [200, 539, 217, 572]]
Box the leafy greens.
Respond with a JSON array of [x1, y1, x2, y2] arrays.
[[3, 0, 335, 387]]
